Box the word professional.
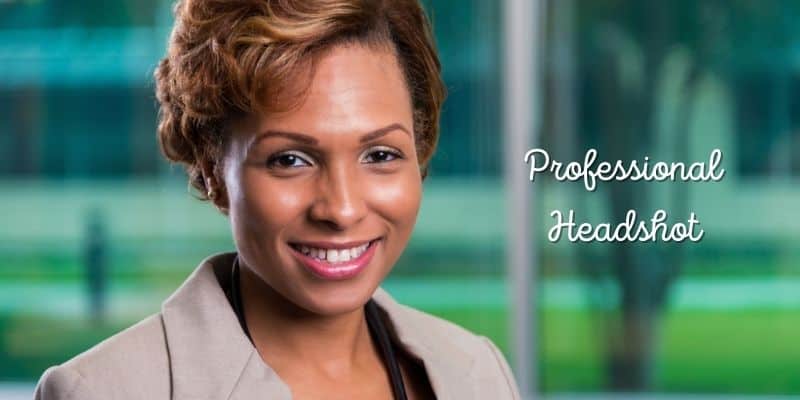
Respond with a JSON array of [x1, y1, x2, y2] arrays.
[[524, 148, 725, 191]]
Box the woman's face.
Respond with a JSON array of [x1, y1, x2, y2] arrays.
[[221, 44, 421, 316]]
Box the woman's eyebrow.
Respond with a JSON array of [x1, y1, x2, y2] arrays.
[[359, 123, 411, 143], [252, 123, 411, 147]]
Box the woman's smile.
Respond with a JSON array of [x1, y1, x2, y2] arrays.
[[288, 238, 382, 280]]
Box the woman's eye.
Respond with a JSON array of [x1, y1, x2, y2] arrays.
[[363, 149, 400, 163], [266, 153, 312, 168]]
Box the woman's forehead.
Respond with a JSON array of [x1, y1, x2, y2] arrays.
[[235, 45, 413, 143]]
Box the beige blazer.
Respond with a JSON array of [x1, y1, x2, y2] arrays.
[[34, 252, 522, 399]]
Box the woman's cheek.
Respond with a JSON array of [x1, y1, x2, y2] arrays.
[[369, 170, 422, 226], [245, 177, 309, 227]]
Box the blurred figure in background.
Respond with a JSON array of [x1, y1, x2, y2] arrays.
[[84, 208, 107, 325]]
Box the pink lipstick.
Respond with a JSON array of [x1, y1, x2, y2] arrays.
[[289, 239, 379, 280]]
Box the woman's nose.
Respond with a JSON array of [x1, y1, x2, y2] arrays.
[[308, 166, 367, 230]]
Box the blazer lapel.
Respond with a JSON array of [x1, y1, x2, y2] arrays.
[[227, 352, 292, 400], [161, 252, 291, 400], [372, 288, 478, 400]]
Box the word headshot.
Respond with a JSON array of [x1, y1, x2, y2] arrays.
[[524, 148, 726, 243]]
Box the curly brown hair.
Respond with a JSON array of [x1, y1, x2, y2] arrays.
[[154, 0, 445, 201]]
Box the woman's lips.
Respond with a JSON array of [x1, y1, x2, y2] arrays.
[[288, 239, 379, 280]]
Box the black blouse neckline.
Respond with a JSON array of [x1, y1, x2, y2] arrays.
[[227, 255, 408, 400]]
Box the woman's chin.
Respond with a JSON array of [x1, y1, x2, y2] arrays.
[[294, 283, 379, 317]]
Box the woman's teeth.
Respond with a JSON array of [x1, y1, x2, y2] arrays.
[[298, 243, 370, 264]]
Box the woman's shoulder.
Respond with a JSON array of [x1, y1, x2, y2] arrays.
[[34, 313, 171, 400], [372, 288, 522, 399]]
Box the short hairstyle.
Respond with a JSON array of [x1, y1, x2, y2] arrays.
[[154, 0, 445, 200]]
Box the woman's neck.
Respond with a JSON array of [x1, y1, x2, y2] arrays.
[[237, 264, 380, 378]]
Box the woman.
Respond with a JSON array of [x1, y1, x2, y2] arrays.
[[35, 1, 521, 399]]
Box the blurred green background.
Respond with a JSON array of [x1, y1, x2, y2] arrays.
[[2, 0, 800, 397]]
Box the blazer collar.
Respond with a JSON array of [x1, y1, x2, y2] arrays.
[[161, 252, 291, 399], [161, 252, 477, 400], [370, 289, 477, 400]]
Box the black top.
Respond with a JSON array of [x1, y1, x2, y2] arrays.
[[227, 255, 408, 400]]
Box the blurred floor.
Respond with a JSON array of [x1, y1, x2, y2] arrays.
[[0, 383, 36, 400], [3, 384, 799, 400]]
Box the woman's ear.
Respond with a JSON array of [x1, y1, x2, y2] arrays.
[[200, 161, 230, 216]]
